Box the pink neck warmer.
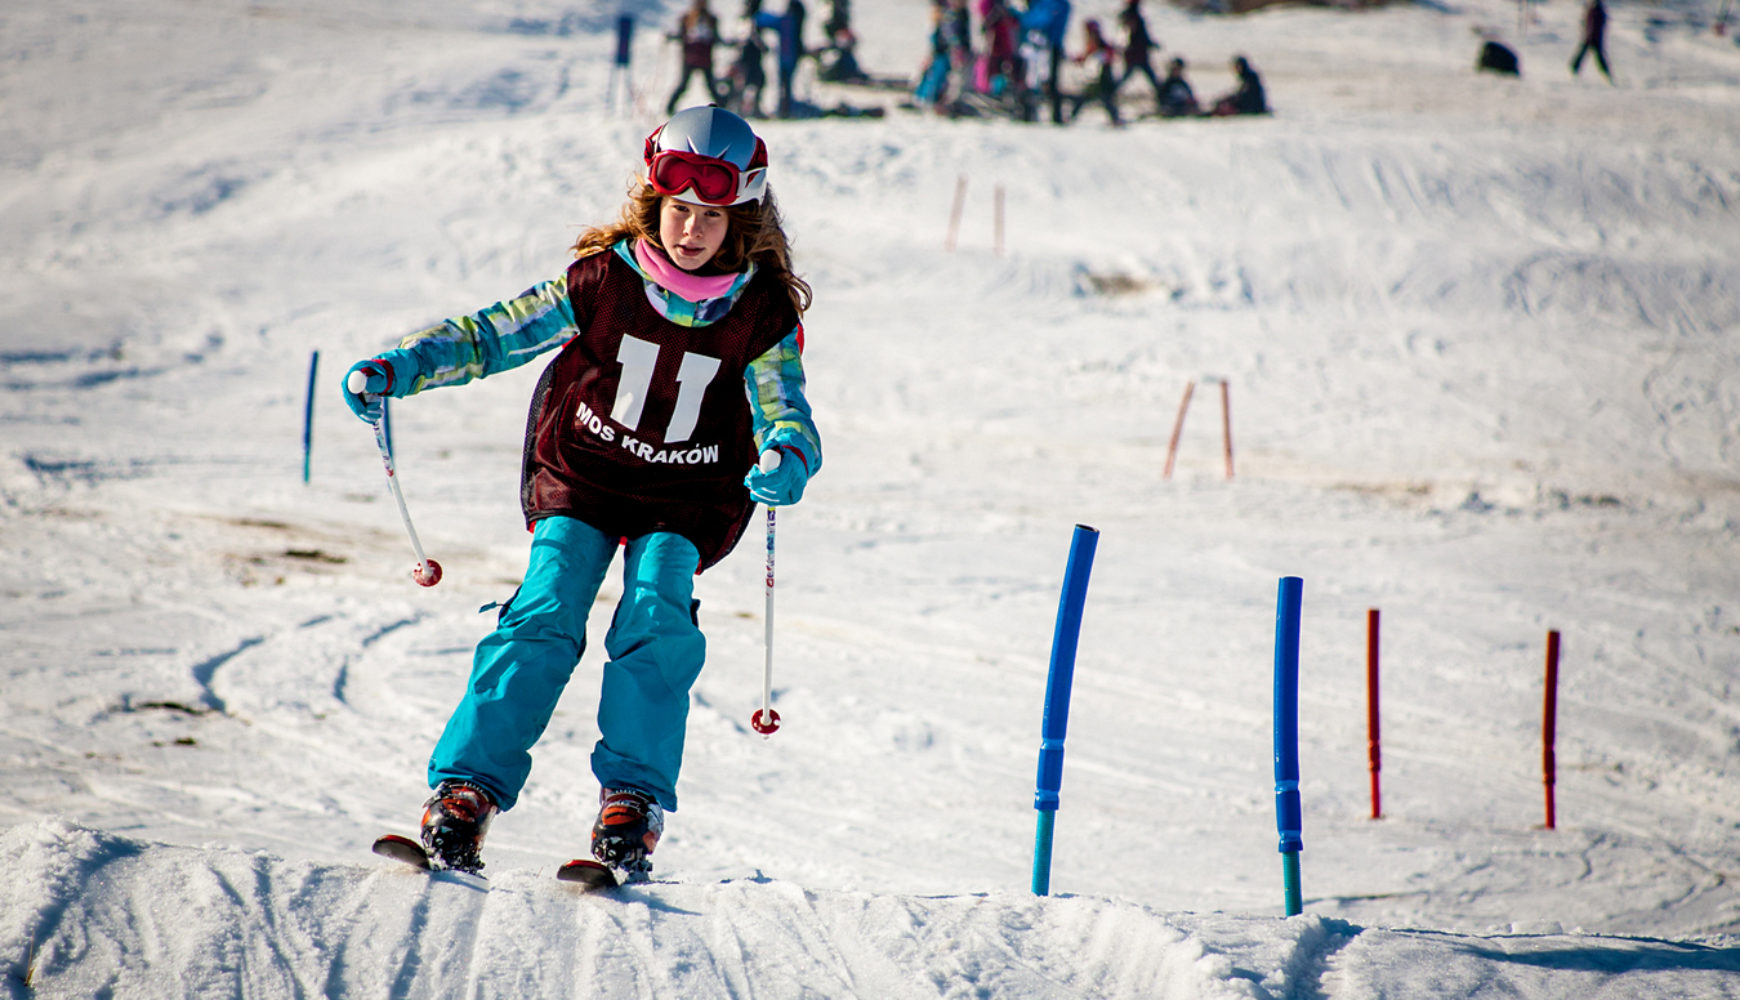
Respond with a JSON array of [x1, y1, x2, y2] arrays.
[[634, 239, 739, 301]]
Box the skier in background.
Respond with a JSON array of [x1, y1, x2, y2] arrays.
[[1569, 0, 1613, 83], [666, 0, 725, 115], [976, 0, 1021, 99], [916, 0, 974, 114], [728, 16, 770, 116], [1114, 0, 1164, 115], [815, 0, 864, 84], [1067, 19, 1123, 125], [757, 0, 808, 118], [341, 106, 821, 880], [1022, 0, 1073, 124]]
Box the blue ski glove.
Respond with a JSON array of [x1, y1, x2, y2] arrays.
[[744, 447, 809, 506], [341, 351, 418, 423]]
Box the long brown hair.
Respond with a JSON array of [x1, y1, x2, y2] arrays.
[[571, 180, 813, 315]]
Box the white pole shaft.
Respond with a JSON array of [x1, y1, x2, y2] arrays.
[[351, 371, 431, 572], [375, 418, 431, 571]]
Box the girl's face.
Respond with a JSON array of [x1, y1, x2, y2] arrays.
[[659, 197, 730, 271]]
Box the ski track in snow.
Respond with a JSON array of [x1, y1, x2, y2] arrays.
[[6, 818, 1738, 998]]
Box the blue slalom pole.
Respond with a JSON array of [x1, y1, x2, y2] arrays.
[[1032, 524, 1099, 896], [1273, 576, 1305, 916], [302, 350, 319, 483]]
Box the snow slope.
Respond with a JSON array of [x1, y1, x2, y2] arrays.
[[3, 0, 1739, 996]]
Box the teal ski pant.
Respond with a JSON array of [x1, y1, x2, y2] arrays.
[[428, 515, 704, 812]]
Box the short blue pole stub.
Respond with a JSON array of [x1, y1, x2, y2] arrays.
[[1031, 524, 1099, 896], [1031, 809, 1057, 896]]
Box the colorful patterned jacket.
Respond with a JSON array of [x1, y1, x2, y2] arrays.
[[370, 239, 819, 569]]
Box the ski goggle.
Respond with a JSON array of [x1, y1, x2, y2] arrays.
[[643, 141, 768, 206]]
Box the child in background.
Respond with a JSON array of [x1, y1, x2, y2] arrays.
[[1158, 56, 1199, 118], [1069, 19, 1123, 125], [342, 106, 821, 881], [1115, 0, 1164, 114], [666, 0, 725, 115]]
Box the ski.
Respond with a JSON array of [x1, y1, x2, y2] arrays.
[[373, 833, 433, 870], [375, 834, 654, 890], [556, 858, 621, 891], [372, 833, 487, 881]]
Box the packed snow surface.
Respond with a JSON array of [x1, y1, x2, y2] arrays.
[[3, 0, 1739, 996]]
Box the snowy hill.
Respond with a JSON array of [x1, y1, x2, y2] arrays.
[[3, 0, 1739, 996]]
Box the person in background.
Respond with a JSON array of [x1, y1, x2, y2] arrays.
[[1570, 0, 1613, 83], [942, 0, 975, 110], [1476, 39, 1521, 76], [1021, 0, 1073, 124], [1209, 54, 1267, 116], [1157, 56, 1199, 118], [341, 107, 820, 881], [822, 0, 851, 40], [666, 0, 724, 115], [757, 0, 808, 118], [915, 3, 955, 110], [915, 0, 973, 115], [976, 0, 1022, 98], [729, 16, 770, 116], [1114, 0, 1164, 114], [1067, 18, 1123, 125], [817, 25, 867, 83]]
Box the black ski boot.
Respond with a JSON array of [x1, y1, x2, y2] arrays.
[[591, 787, 663, 881], [420, 780, 497, 873]]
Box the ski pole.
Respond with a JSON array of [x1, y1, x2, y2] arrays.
[[752, 452, 782, 735], [348, 370, 442, 587]]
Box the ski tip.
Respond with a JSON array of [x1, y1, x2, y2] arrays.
[[556, 859, 620, 891], [373, 833, 432, 871]]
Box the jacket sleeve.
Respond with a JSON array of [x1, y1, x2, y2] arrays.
[[743, 323, 821, 476], [391, 275, 577, 395]]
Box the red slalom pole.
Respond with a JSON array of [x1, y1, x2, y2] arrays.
[[993, 183, 1006, 257], [1163, 380, 1195, 478], [1542, 630, 1560, 829], [943, 174, 967, 252], [1219, 379, 1234, 480], [1366, 608, 1382, 820]]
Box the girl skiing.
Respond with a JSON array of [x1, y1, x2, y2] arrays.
[[341, 106, 821, 880]]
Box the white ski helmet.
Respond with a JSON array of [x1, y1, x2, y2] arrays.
[[643, 105, 769, 206]]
